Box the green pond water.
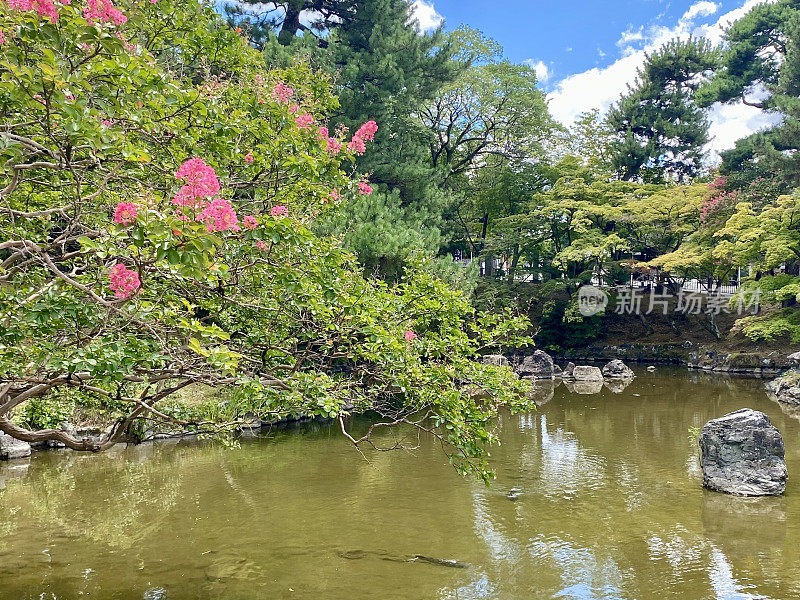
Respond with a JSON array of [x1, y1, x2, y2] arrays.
[[1, 369, 799, 600]]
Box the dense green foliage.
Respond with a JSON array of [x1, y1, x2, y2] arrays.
[[0, 0, 535, 480]]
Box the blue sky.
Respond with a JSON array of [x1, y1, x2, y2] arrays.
[[411, 0, 780, 154], [418, 1, 746, 87]]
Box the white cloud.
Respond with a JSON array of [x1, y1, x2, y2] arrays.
[[681, 1, 720, 22], [525, 59, 551, 83], [547, 0, 779, 154], [705, 98, 782, 154], [617, 26, 644, 48], [409, 0, 443, 33]]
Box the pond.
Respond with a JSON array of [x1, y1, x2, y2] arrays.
[[1, 368, 798, 600]]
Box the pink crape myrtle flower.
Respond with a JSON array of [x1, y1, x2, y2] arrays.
[[197, 198, 240, 232], [83, 0, 127, 25], [0, 30, 5, 46], [317, 126, 329, 140], [358, 181, 373, 195], [404, 330, 418, 342], [288, 104, 299, 114], [108, 263, 140, 299], [272, 82, 294, 105], [113, 201, 137, 225], [173, 158, 220, 207], [347, 136, 366, 156], [326, 138, 342, 154], [354, 121, 378, 141], [244, 152, 254, 163], [242, 215, 258, 230], [295, 113, 313, 129], [256, 240, 268, 251], [270, 205, 289, 218], [329, 189, 342, 202], [10, 0, 61, 22]]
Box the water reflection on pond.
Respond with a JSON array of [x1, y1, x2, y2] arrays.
[[0, 369, 798, 600]]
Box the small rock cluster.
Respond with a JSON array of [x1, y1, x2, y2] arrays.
[[481, 351, 636, 385]]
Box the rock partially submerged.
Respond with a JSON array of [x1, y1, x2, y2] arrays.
[[766, 369, 800, 405], [602, 359, 635, 380], [516, 350, 554, 379], [572, 365, 604, 382], [0, 434, 31, 460], [699, 409, 787, 496]]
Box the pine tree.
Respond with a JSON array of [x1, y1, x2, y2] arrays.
[[700, 0, 800, 188], [606, 38, 718, 182]]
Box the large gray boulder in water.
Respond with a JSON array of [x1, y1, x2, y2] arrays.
[[699, 409, 787, 496], [516, 350, 554, 379], [0, 434, 31, 460], [602, 359, 635, 380], [572, 365, 604, 382]]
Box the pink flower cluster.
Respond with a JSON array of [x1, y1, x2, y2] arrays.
[[347, 136, 366, 155], [347, 120, 378, 156], [108, 263, 140, 299], [272, 82, 294, 105], [326, 138, 342, 154], [701, 191, 737, 223], [9, 0, 66, 23], [197, 198, 240, 233], [173, 158, 221, 208], [0, 30, 4, 46], [113, 202, 137, 225], [244, 152, 254, 163], [271, 205, 289, 218], [242, 215, 258, 229], [295, 113, 314, 129], [355, 121, 378, 141], [358, 181, 373, 195], [83, 0, 126, 25], [404, 330, 418, 342], [171, 158, 241, 233], [708, 176, 727, 191]]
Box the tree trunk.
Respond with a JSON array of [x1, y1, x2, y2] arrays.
[[278, 1, 306, 46]]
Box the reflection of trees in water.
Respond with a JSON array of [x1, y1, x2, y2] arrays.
[[0, 443, 193, 551], [0, 371, 798, 599], [469, 370, 800, 600]]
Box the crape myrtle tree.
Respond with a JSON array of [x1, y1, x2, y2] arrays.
[[0, 0, 532, 480]]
